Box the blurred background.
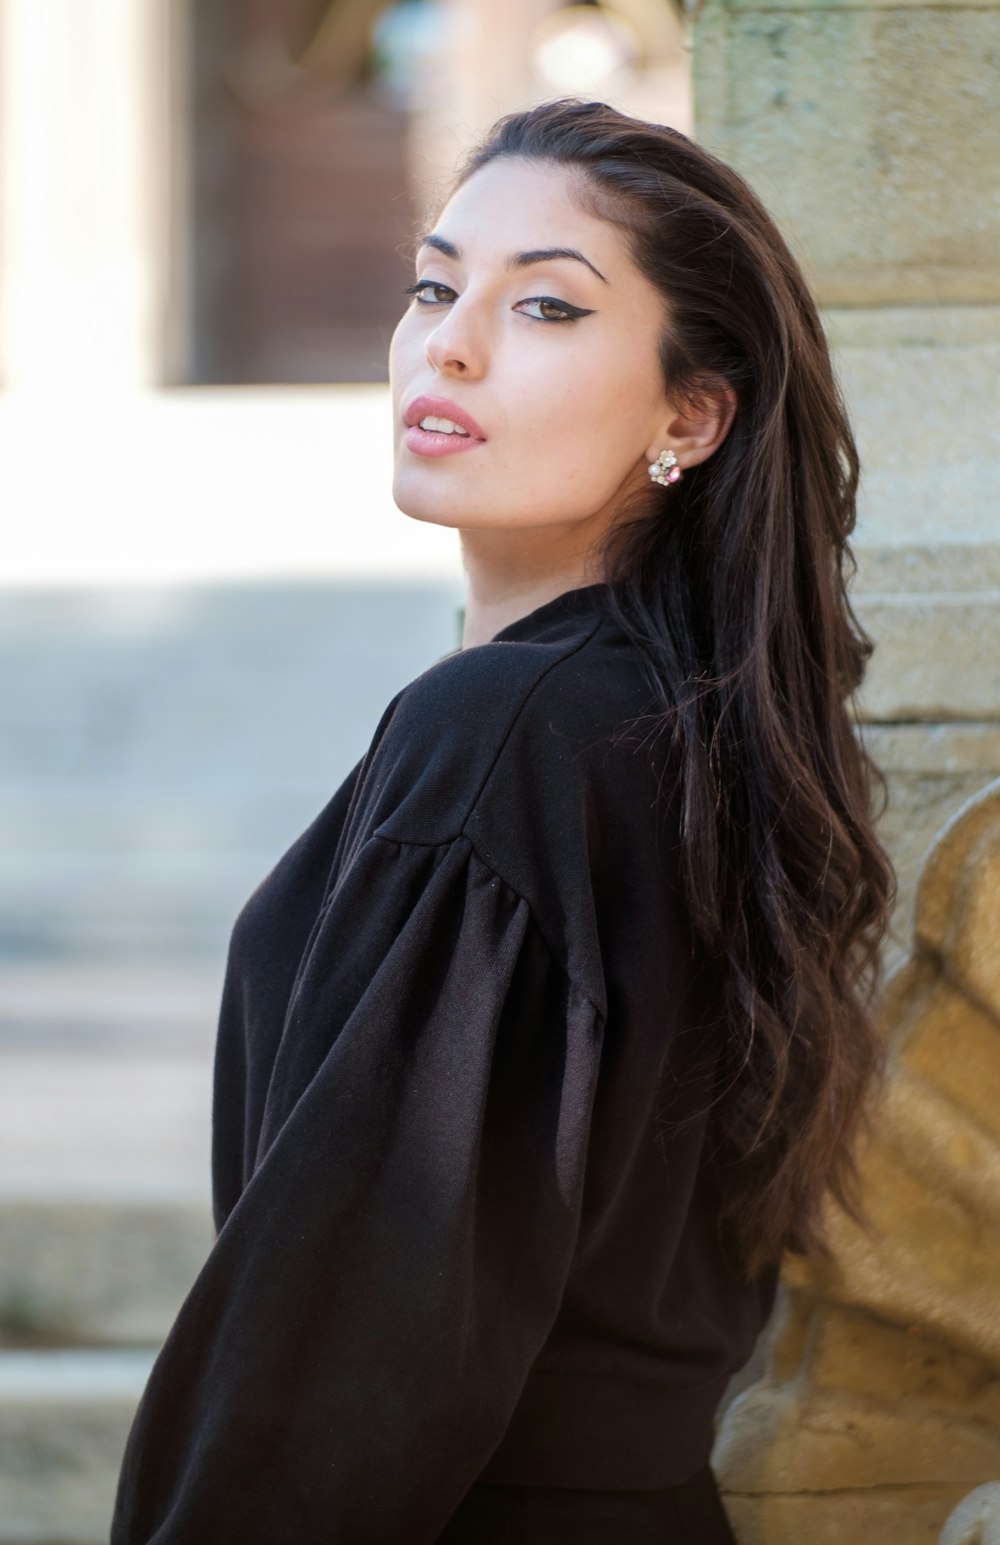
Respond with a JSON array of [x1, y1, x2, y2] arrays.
[[2, 0, 999, 1540], [0, 2, 694, 1538], [0, 2, 692, 1192]]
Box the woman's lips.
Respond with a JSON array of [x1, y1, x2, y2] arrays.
[[403, 394, 488, 457], [403, 424, 487, 458]]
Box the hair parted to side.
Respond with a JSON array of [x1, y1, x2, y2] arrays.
[[437, 98, 898, 1281]]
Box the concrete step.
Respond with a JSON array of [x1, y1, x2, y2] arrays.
[[0, 964, 222, 1050], [0, 581, 460, 805], [0, 811, 277, 968], [0, 1348, 154, 1544], [0, 1048, 213, 1200], [0, 1198, 213, 1348], [0, 578, 463, 1541]]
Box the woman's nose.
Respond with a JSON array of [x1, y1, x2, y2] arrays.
[[424, 300, 487, 378]]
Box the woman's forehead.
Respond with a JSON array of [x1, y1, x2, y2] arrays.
[[428, 160, 628, 278]]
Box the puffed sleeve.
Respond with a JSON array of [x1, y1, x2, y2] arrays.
[[110, 831, 605, 1545]]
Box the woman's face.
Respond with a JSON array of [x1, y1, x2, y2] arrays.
[[388, 156, 675, 539]]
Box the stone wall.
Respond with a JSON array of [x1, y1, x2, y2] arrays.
[[713, 777, 1000, 1541], [691, 0, 1000, 1533], [689, 0, 1000, 974]]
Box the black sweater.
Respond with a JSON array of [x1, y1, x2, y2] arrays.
[[111, 581, 780, 1544]]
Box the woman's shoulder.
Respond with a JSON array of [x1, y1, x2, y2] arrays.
[[327, 604, 685, 1015], [362, 607, 657, 843]]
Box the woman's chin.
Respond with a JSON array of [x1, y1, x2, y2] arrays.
[[391, 479, 480, 529], [392, 498, 466, 529]]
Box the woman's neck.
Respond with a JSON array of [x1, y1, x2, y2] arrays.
[[458, 531, 605, 649]]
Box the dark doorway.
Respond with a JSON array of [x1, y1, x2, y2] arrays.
[[187, 0, 420, 384]]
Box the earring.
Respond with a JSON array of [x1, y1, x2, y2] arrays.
[[648, 449, 683, 486]]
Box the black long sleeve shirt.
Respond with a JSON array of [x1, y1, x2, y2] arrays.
[[111, 581, 780, 1543]]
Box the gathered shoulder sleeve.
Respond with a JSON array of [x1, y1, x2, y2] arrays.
[[111, 829, 605, 1544]]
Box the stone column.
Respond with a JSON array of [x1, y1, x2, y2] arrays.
[[689, 0, 1000, 973], [713, 778, 1000, 1542], [689, 2, 1000, 1534]]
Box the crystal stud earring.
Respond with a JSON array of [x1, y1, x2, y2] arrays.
[[648, 449, 683, 486]]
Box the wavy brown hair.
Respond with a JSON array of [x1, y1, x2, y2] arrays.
[[435, 98, 898, 1280]]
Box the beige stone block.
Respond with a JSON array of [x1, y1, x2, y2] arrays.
[[718, 779, 1000, 1540], [867, 1134, 999, 1307], [878, 1070, 1000, 1220], [859, 744, 1000, 980], [781, 1089, 1000, 1369], [864, 723, 1000, 779], [876, 954, 940, 1044], [826, 314, 1000, 552], [809, 1304, 1000, 1423], [873, 760, 1000, 943], [902, 983, 1000, 1141], [722, 1487, 973, 1545], [914, 780, 1000, 964], [714, 1383, 1000, 1491], [692, 5, 1000, 303], [950, 850, 1000, 1023], [825, 310, 1000, 354], [760, 1283, 814, 1384], [851, 595, 1000, 722]]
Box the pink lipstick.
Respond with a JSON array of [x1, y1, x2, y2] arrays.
[[403, 395, 488, 459]]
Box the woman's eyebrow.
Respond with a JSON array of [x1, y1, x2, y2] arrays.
[[416, 232, 609, 285]]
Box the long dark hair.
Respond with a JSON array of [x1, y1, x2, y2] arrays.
[[430, 98, 897, 1280]]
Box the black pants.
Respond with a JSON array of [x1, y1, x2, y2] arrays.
[[436, 1463, 739, 1544]]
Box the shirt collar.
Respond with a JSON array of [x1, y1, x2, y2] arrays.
[[488, 583, 612, 644]]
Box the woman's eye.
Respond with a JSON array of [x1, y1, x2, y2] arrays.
[[513, 296, 595, 323], [402, 281, 456, 305], [401, 280, 592, 324]]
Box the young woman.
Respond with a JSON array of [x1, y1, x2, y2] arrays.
[[112, 98, 896, 1544]]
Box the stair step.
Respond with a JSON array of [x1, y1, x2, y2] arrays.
[[0, 1199, 213, 1347], [0, 1049, 213, 1198], [0, 1348, 153, 1544], [0, 965, 221, 1049]]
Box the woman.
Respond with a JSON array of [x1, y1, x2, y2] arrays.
[[112, 98, 896, 1543]]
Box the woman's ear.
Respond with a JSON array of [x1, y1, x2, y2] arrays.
[[647, 380, 738, 472]]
